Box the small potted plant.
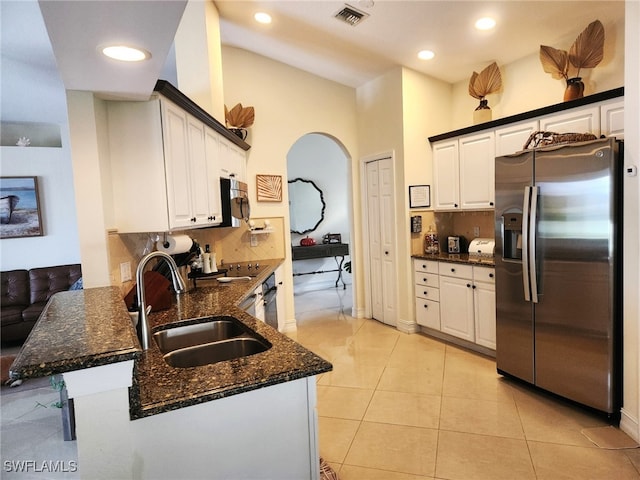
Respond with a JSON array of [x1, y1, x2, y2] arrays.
[[225, 103, 255, 140], [539, 20, 605, 101]]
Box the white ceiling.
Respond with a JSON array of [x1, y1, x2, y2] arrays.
[[0, 0, 626, 101], [216, 1, 624, 87]]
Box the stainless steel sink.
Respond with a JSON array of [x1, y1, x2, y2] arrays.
[[163, 337, 271, 368], [153, 316, 247, 354]]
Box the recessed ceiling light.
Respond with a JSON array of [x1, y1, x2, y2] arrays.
[[475, 17, 496, 30], [418, 50, 435, 60], [254, 12, 272, 24], [101, 45, 150, 62]]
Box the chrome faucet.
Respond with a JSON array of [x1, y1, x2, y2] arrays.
[[136, 251, 186, 350]]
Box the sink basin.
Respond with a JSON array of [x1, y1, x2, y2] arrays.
[[163, 337, 271, 368], [153, 316, 247, 353]]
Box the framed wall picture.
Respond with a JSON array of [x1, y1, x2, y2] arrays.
[[0, 176, 44, 239], [256, 174, 283, 202], [409, 185, 430, 208]]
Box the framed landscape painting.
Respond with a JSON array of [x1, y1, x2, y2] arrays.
[[0, 176, 43, 239]]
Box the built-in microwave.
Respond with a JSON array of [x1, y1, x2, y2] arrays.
[[217, 177, 250, 227]]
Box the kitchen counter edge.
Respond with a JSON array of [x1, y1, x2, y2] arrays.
[[412, 253, 495, 266]]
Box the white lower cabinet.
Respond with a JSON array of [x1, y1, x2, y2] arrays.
[[414, 259, 440, 329], [414, 259, 495, 351], [439, 264, 475, 342], [473, 266, 496, 349]]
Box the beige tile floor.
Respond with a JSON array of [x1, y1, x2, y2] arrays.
[[289, 285, 640, 480]]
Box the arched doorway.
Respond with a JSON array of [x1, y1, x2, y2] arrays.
[[286, 133, 354, 322]]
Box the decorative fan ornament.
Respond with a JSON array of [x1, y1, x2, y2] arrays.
[[539, 20, 605, 101], [225, 103, 255, 140], [468, 61, 503, 124]]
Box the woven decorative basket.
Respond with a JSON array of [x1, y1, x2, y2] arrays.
[[523, 131, 598, 150]]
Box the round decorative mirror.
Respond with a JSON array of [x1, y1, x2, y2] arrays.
[[288, 178, 325, 235]]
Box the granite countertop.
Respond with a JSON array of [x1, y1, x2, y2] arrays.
[[11, 259, 333, 420], [412, 252, 495, 267]]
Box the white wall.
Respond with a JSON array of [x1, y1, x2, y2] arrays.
[[221, 46, 358, 329], [0, 10, 81, 271], [621, 0, 640, 443], [0, 144, 81, 270]]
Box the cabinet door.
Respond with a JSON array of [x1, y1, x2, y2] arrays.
[[495, 120, 539, 156], [204, 127, 222, 225], [600, 100, 624, 139], [219, 137, 246, 181], [416, 298, 440, 329], [474, 281, 496, 350], [439, 275, 475, 341], [539, 105, 600, 137], [161, 100, 194, 230], [432, 140, 460, 210], [459, 131, 495, 209], [186, 116, 211, 227]]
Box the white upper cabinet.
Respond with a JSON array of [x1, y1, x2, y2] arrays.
[[204, 126, 222, 224], [459, 131, 495, 209], [495, 120, 539, 157], [432, 140, 460, 210], [108, 96, 225, 233], [538, 105, 600, 136], [219, 136, 247, 182], [433, 132, 494, 211], [600, 99, 624, 139]]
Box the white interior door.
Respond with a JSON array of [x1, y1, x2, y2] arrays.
[[366, 158, 397, 325]]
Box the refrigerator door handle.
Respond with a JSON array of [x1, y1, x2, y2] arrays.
[[529, 186, 539, 303], [522, 186, 531, 302]]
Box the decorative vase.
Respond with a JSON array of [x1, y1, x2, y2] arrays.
[[473, 98, 492, 125], [229, 128, 248, 141], [564, 77, 585, 102]]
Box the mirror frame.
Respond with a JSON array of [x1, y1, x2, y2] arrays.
[[288, 178, 326, 235]]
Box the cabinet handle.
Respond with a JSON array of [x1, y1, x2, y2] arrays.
[[490, 202, 494, 206], [190, 217, 197, 222], [423, 291, 428, 296], [467, 283, 471, 288], [424, 304, 428, 308], [472, 285, 477, 289], [422, 264, 427, 268], [454, 203, 459, 208], [489, 273, 494, 278], [423, 278, 427, 282], [451, 268, 455, 272]]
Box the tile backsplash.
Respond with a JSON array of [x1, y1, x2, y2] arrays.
[[107, 217, 286, 295], [411, 210, 495, 255]]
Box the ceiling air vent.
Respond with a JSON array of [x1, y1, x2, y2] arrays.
[[334, 5, 369, 26]]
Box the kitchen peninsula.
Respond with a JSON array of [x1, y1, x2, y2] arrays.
[[10, 259, 332, 480]]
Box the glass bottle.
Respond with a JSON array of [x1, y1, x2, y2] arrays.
[[424, 225, 439, 255]]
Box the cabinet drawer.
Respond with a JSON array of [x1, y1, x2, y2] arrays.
[[415, 272, 439, 287], [473, 266, 495, 284], [416, 298, 440, 330], [438, 263, 473, 280], [414, 259, 439, 274], [416, 285, 440, 302]]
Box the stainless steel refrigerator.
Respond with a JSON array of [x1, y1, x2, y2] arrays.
[[494, 137, 622, 415]]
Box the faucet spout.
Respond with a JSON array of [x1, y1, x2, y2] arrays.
[[136, 251, 186, 350]]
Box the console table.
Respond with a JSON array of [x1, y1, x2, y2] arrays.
[[292, 243, 349, 289]]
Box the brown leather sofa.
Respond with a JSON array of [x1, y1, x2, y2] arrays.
[[1, 264, 82, 344]]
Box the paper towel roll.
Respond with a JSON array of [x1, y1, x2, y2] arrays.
[[156, 235, 193, 255]]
